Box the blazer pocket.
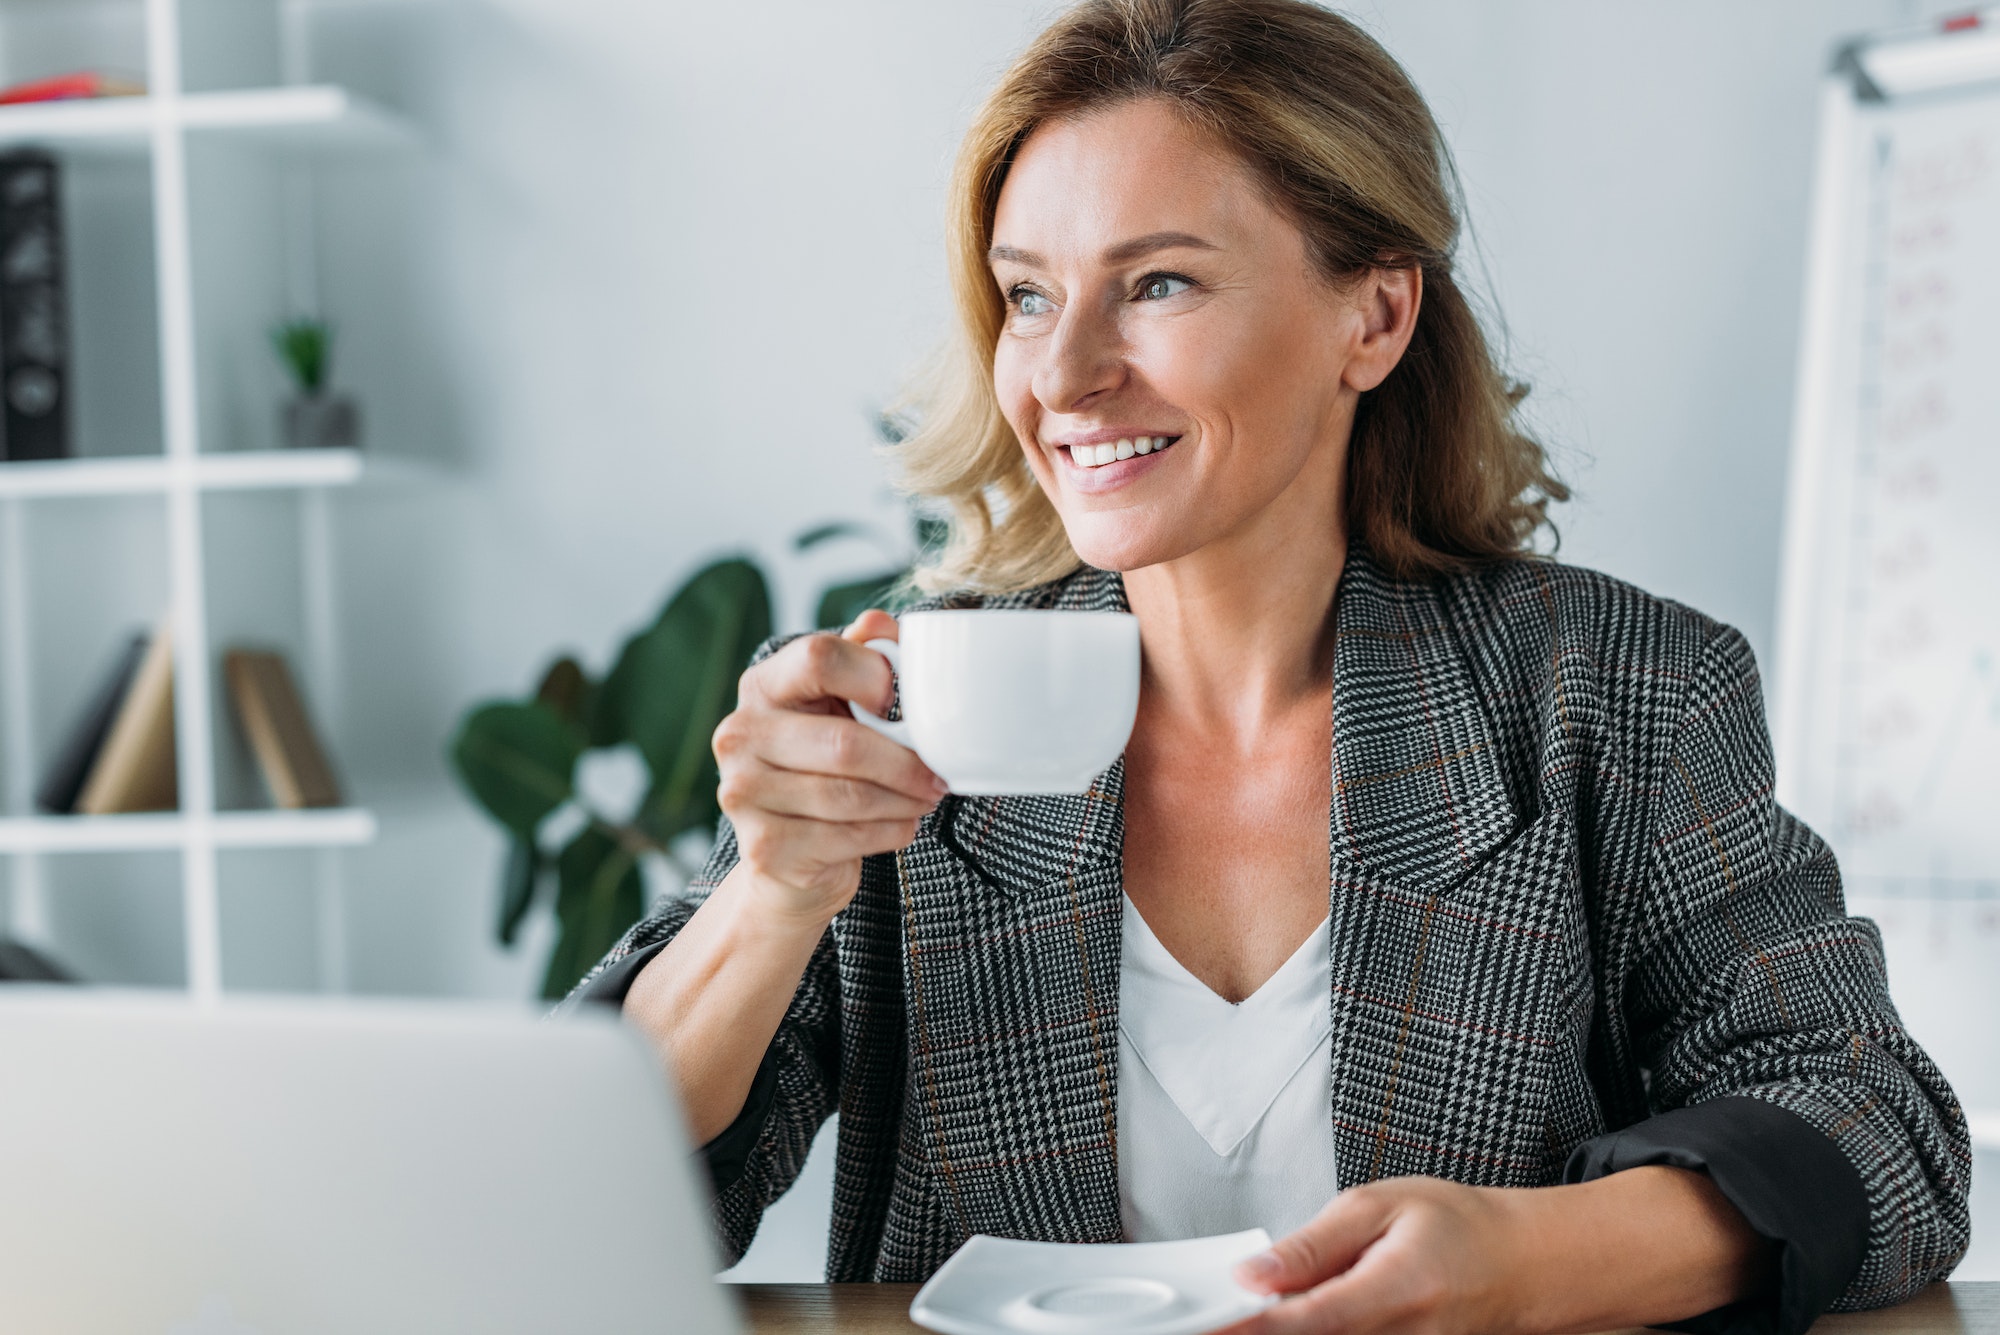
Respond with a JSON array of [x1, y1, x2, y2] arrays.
[[1329, 808, 1586, 1186], [1439, 803, 1582, 920], [1416, 805, 1583, 1019]]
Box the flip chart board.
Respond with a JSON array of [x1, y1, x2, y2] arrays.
[[1774, 11, 2000, 899]]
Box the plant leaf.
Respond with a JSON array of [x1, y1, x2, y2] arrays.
[[497, 836, 541, 947], [448, 701, 582, 838], [815, 570, 905, 630], [269, 318, 331, 393], [595, 557, 772, 833], [875, 410, 914, 444], [534, 656, 594, 731], [793, 521, 875, 552], [636, 773, 717, 847], [913, 514, 950, 557], [541, 826, 644, 1000]]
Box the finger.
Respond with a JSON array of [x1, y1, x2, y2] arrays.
[[748, 631, 896, 715], [744, 763, 940, 823], [737, 810, 922, 866], [1236, 1251, 1420, 1335], [842, 609, 900, 644], [1237, 1191, 1394, 1295], [740, 711, 945, 803]]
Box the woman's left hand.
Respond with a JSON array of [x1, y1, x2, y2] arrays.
[[1219, 1177, 1529, 1335], [1219, 1166, 1770, 1335]]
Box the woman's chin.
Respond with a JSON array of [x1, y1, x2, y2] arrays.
[[1061, 517, 1205, 574]]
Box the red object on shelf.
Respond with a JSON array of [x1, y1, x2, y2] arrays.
[[0, 71, 145, 106], [1941, 11, 1983, 32]]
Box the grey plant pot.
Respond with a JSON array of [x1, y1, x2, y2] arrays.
[[282, 392, 361, 450]]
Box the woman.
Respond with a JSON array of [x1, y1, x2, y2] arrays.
[[577, 3, 1970, 1332]]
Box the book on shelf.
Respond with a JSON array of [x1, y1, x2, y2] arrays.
[[76, 622, 177, 816], [0, 149, 69, 462], [0, 937, 76, 983], [34, 630, 149, 814], [0, 71, 145, 105], [224, 649, 343, 810]]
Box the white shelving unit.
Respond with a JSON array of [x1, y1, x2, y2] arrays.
[[0, 84, 412, 155], [0, 446, 425, 499], [0, 0, 423, 1000]]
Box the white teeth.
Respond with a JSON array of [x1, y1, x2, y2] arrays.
[[1069, 437, 1174, 467]]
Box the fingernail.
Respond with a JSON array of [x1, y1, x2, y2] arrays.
[[1232, 1255, 1280, 1287], [930, 774, 950, 796]]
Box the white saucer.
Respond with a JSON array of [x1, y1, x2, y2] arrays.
[[909, 1230, 1275, 1335]]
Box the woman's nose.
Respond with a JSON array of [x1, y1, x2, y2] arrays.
[[1033, 304, 1125, 413]]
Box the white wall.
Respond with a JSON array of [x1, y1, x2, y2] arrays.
[[11, 0, 1993, 1283]]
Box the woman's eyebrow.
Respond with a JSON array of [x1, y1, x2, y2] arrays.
[[987, 244, 1043, 267], [986, 231, 1220, 268], [1102, 230, 1219, 263]]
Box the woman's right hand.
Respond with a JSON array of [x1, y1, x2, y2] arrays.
[[710, 608, 948, 928], [625, 609, 942, 1142]]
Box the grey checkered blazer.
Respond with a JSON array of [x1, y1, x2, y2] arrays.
[[579, 547, 1969, 1312]]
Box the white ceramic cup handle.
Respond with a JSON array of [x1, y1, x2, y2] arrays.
[[847, 638, 912, 745]]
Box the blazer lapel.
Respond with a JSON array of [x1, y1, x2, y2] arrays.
[[1327, 546, 1522, 886], [1323, 546, 1539, 1187]]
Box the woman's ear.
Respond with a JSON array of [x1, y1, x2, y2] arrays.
[[1342, 266, 1422, 393]]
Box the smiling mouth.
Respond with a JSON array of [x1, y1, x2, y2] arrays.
[[1064, 435, 1179, 468]]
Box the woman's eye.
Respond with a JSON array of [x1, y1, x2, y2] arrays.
[[1011, 287, 1054, 317], [1137, 273, 1192, 301]]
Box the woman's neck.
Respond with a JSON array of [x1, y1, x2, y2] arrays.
[[1121, 500, 1345, 739]]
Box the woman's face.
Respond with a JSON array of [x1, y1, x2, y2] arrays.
[[989, 98, 1416, 573]]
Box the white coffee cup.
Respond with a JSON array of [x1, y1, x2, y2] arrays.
[[847, 609, 1140, 794]]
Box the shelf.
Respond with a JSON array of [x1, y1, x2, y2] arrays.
[[0, 449, 435, 499], [0, 807, 377, 855], [0, 95, 153, 153], [0, 4, 425, 998], [1974, 1111, 2000, 1153], [180, 86, 419, 154], [0, 86, 417, 156]]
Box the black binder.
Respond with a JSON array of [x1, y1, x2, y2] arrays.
[[0, 149, 68, 462]]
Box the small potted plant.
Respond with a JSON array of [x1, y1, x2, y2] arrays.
[[271, 317, 360, 449]]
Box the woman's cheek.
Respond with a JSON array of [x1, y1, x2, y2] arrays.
[[1131, 320, 1236, 413], [992, 339, 1036, 422]]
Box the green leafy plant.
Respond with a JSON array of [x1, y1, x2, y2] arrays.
[[451, 411, 945, 1000], [449, 558, 773, 998], [271, 317, 332, 394]]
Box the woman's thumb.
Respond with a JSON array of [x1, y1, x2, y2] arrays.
[[1235, 1193, 1388, 1294], [843, 608, 900, 644]]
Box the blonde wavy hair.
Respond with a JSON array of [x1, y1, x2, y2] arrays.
[[894, 0, 1566, 595]]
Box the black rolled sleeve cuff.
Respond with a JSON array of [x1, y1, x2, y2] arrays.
[[574, 939, 671, 1008], [571, 937, 781, 1196], [1564, 1095, 1869, 1335]]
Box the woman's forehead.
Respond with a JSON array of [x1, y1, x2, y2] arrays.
[[991, 100, 1275, 264]]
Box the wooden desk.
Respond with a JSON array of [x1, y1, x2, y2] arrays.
[[737, 1282, 2000, 1335]]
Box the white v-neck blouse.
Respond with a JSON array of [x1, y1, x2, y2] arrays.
[[1116, 895, 1342, 1242]]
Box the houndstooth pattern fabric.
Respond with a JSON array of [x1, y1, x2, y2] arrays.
[[577, 546, 1970, 1301]]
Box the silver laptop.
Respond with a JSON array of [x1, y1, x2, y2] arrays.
[[0, 989, 742, 1335]]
